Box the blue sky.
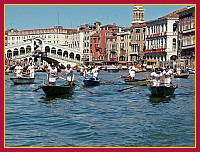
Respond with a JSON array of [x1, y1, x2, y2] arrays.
[[5, 4, 194, 30]]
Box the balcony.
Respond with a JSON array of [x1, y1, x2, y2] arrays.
[[144, 48, 166, 54]]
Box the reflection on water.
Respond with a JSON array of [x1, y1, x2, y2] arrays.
[[148, 94, 176, 105]]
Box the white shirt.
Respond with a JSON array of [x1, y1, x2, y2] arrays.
[[27, 65, 35, 78], [14, 65, 23, 77], [64, 68, 74, 81]]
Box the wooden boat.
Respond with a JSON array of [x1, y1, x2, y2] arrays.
[[10, 77, 35, 85], [107, 68, 120, 73], [174, 73, 189, 78], [107, 65, 120, 73], [41, 84, 75, 97], [148, 85, 177, 97], [83, 79, 100, 86], [122, 76, 147, 85]]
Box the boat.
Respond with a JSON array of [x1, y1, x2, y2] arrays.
[[107, 65, 120, 73], [107, 68, 120, 73], [121, 76, 147, 85], [174, 73, 189, 78], [41, 84, 75, 97], [10, 77, 35, 85], [148, 85, 177, 97], [83, 79, 100, 86]]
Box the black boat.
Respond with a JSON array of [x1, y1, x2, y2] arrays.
[[174, 73, 189, 78], [10, 77, 35, 85], [41, 84, 75, 97], [148, 85, 177, 97], [83, 79, 100, 86], [121, 76, 147, 85]]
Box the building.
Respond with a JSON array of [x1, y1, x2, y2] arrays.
[[144, 7, 188, 64], [117, 27, 131, 61], [177, 6, 195, 68], [130, 5, 146, 62], [5, 26, 76, 46]]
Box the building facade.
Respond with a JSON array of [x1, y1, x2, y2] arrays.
[[177, 7, 195, 68], [130, 5, 146, 62], [144, 7, 188, 63]]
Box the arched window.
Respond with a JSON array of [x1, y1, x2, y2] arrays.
[[173, 23, 177, 32]]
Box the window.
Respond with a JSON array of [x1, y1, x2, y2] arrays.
[[172, 38, 176, 51]]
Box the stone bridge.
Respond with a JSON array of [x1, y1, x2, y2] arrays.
[[5, 38, 82, 67]]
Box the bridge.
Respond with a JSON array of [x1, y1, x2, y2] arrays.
[[5, 38, 82, 67]]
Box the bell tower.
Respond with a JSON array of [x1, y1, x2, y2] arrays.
[[132, 5, 144, 25]]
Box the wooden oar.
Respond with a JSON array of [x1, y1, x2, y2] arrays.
[[179, 85, 195, 90], [118, 82, 147, 92], [101, 76, 121, 84], [54, 74, 95, 94], [33, 85, 43, 92]]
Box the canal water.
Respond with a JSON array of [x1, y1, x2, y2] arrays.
[[5, 70, 195, 147]]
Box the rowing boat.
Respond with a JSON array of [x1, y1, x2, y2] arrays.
[[121, 76, 147, 85], [174, 73, 189, 78], [10, 77, 35, 85], [41, 84, 75, 97], [148, 85, 177, 97], [83, 79, 100, 86]]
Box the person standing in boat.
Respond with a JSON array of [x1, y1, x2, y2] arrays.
[[149, 68, 162, 87], [26, 62, 35, 78], [14, 62, 23, 78], [62, 64, 74, 86], [83, 66, 89, 79], [128, 64, 136, 81], [162, 65, 174, 87], [46, 63, 58, 86]]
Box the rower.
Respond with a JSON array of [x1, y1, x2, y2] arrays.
[[61, 64, 74, 86], [14, 62, 23, 78], [162, 65, 174, 87], [128, 64, 136, 81], [149, 68, 162, 87], [46, 63, 58, 86], [26, 62, 35, 78]]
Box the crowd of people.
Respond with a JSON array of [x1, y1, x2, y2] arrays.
[[8, 60, 176, 88]]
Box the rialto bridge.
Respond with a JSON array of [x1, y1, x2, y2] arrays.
[[5, 38, 82, 67]]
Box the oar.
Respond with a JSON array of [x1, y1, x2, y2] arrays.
[[33, 85, 43, 92], [101, 76, 121, 84], [179, 85, 195, 90], [118, 82, 147, 92], [54, 74, 95, 94]]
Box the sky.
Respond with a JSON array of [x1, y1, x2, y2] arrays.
[[5, 4, 194, 31]]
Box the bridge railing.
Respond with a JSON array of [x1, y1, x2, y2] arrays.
[[47, 54, 81, 64], [10, 53, 33, 60]]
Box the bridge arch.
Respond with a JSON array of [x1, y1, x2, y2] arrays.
[[7, 50, 12, 58], [13, 48, 19, 57], [45, 46, 50, 53], [69, 52, 74, 59], [51, 47, 56, 54], [26, 45, 32, 53], [20, 47, 25, 55], [57, 49, 62, 56], [63, 51, 68, 57]]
